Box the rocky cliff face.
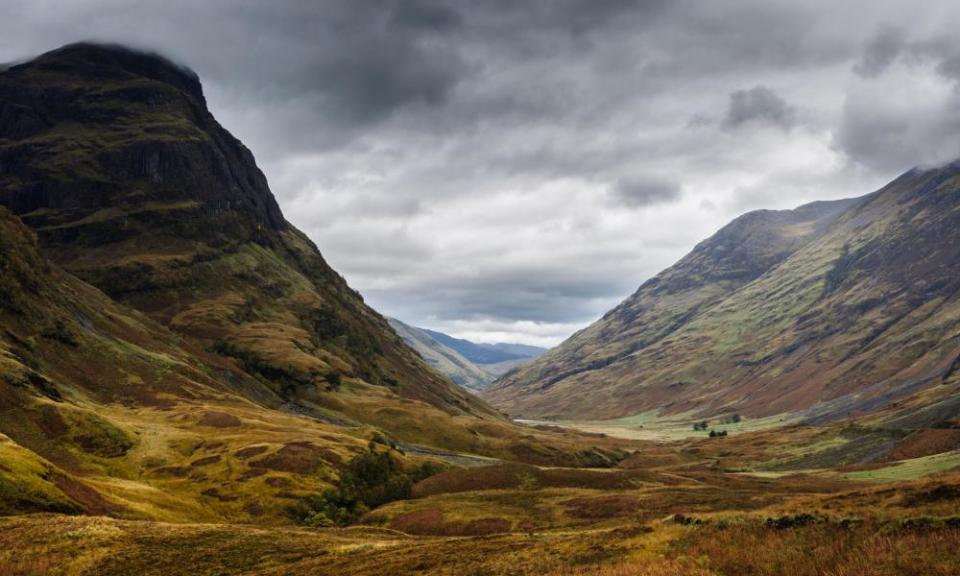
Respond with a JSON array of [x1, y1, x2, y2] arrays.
[[0, 43, 494, 421], [487, 169, 960, 425]]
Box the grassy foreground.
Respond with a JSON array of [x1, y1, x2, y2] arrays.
[[2, 506, 958, 575], [2, 422, 959, 575]]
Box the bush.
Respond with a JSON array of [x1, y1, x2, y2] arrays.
[[289, 448, 444, 527], [326, 369, 342, 392]]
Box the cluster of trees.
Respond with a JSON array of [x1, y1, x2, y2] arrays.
[[693, 414, 742, 431], [721, 414, 742, 424], [289, 445, 444, 527], [693, 414, 741, 436]]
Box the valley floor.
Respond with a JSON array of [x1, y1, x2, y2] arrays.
[[3, 420, 960, 575]]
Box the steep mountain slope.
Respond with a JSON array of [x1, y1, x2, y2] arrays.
[[488, 170, 960, 423], [0, 44, 636, 522], [0, 42, 494, 425], [0, 203, 375, 520]]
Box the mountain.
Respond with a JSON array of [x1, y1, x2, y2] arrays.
[[388, 318, 547, 390], [419, 328, 546, 366], [487, 167, 960, 425], [0, 43, 635, 521], [0, 42, 497, 421], [482, 342, 549, 358]]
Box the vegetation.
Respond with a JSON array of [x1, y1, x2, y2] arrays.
[[289, 447, 445, 527], [325, 369, 342, 392]]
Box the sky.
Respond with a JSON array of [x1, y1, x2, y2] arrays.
[[4, 1, 960, 346]]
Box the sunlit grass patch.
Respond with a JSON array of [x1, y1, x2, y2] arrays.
[[842, 451, 960, 482]]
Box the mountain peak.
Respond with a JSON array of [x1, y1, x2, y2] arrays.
[[0, 41, 286, 237], [17, 42, 205, 104]]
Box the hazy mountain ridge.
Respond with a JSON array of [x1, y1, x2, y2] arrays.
[[419, 328, 545, 365], [389, 318, 546, 390], [487, 170, 960, 424]]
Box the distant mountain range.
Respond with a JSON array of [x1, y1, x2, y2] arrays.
[[488, 167, 960, 428], [388, 319, 547, 390]]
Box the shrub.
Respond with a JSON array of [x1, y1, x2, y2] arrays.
[[765, 514, 821, 529], [325, 369, 342, 392], [289, 447, 443, 527]]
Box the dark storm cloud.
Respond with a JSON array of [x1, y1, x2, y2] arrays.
[[5, 1, 960, 344], [611, 176, 681, 208], [723, 86, 796, 130], [389, 0, 463, 31], [0, 0, 471, 153]]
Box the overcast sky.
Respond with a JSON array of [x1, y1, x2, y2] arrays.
[[4, 1, 960, 346]]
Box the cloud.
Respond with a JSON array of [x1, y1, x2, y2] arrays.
[[836, 34, 960, 171], [389, 0, 463, 32], [611, 176, 681, 208], [723, 86, 796, 130], [854, 26, 905, 78], [4, 0, 960, 345]]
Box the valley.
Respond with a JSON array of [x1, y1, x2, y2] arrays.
[[4, 420, 960, 575], [0, 41, 958, 576]]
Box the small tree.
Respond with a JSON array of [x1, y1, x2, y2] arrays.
[[326, 369, 342, 392]]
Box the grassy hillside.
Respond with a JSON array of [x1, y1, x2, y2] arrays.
[[488, 170, 960, 425], [0, 149, 630, 527], [4, 421, 960, 575]]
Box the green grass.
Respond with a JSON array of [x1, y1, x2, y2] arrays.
[[842, 451, 960, 481]]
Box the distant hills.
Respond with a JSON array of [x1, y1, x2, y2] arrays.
[[388, 319, 546, 390], [488, 168, 960, 427], [419, 328, 546, 366]]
